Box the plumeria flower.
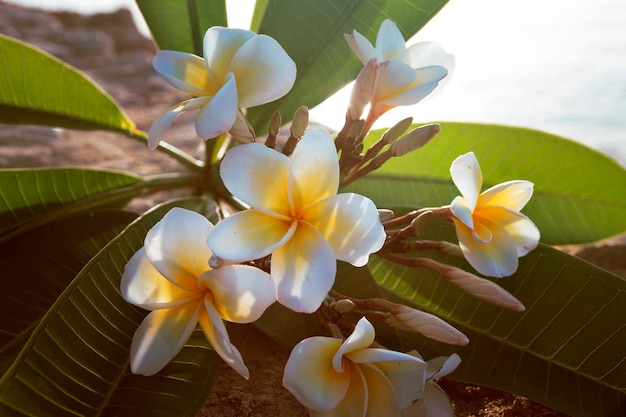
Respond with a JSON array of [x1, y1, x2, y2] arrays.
[[345, 19, 454, 128], [207, 128, 386, 313], [449, 152, 540, 277], [120, 208, 275, 378], [283, 317, 427, 416], [402, 353, 461, 417], [148, 26, 296, 149]]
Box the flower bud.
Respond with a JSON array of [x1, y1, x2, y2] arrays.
[[265, 111, 282, 149], [290, 106, 309, 139], [390, 123, 440, 157], [334, 299, 356, 313], [381, 117, 413, 145], [347, 58, 378, 122], [229, 110, 256, 143], [378, 209, 395, 222], [385, 304, 469, 345]]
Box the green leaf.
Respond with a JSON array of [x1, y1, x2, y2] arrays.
[[0, 210, 137, 376], [369, 217, 626, 416], [345, 122, 626, 245], [136, 0, 228, 56], [0, 168, 143, 239], [247, 0, 448, 132], [0, 197, 220, 417], [0, 34, 137, 135]]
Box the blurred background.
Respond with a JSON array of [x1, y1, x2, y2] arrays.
[[5, 0, 626, 165]]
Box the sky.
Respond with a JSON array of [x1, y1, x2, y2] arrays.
[[6, 0, 626, 162]]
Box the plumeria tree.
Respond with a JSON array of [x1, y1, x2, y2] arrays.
[[1, 1, 625, 416]]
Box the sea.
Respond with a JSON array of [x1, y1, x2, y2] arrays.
[[6, 0, 626, 165]]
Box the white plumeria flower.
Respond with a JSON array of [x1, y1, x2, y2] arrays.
[[402, 353, 461, 417], [449, 152, 540, 277], [283, 317, 427, 417], [148, 26, 296, 150], [345, 19, 453, 123], [207, 128, 386, 313], [120, 208, 275, 378]]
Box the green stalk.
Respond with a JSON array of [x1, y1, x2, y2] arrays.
[[127, 129, 203, 170]]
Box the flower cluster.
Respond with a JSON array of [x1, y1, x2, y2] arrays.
[[121, 19, 540, 416]]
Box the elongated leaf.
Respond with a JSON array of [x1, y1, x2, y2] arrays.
[[345, 122, 626, 245], [0, 210, 137, 376], [247, 0, 448, 131], [369, 217, 626, 416], [0, 168, 143, 239], [0, 198, 220, 417], [136, 0, 228, 56], [0, 35, 137, 134]]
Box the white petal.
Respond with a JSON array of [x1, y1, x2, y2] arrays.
[[289, 129, 339, 212], [199, 265, 275, 323], [403, 41, 455, 72], [374, 59, 417, 104], [333, 317, 375, 372], [309, 362, 368, 417], [219, 142, 292, 217], [129, 301, 202, 376], [379, 66, 447, 107], [303, 193, 385, 267], [195, 72, 238, 139], [121, 248, 202, 309], [271, 221, 336, 313], [153, 50, 214, 96], [203, 26, 255, 85], [345, 30, 380, 64], [199, 299, 249, 378], [421, 382, 455, 417], [144, 208, 213, 291], [358, 364, 402, 416], [453, 217, 519, 278], [230, 34, 297, 108], [450, 195, 475, 231], [450, 152, 482, 211], [426, 354, 461, 380], [376, 19, 406, 60], [283, 336, 349, 411], [479, 180, 534, 211], [207, 210, 296, 262], [147, 97, 209, 150]]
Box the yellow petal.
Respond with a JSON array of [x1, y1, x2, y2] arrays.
[[333, 317, 375, 372], [203, 27, 255, 85], [144, 208, 213, 291], [303, 193, 385, 267], [208, 210, 295, 262], [289, 129, 339, 213], [220, 142, 292, 217], [153, 50, 215, 95], [199, 264, 275, 323], [129, 301, 202, 376], [478, 180, 534, 211], [271, 221, 336, 313], [283, 336, 349, 411], [121, 248, 202, 309]]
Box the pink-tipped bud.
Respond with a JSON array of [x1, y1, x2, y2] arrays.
[[229, 110, 255, 143], [347, 58, 378, 122], [386, 304, 469, 345]]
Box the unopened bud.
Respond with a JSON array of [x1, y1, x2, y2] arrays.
[[381, 117, 413, 145], [438, 241, 464, 258], [265, 111, 281, 149], [350, 119, 365, 140], [378, 209, 395, 222], [290, 106, 309, 139], [441, 265, 525, 312], [386, 304, 469, 345], [347, 58, 378, 122], [334, 299, 356, 313], [229, 110, 255, 143], [390, 123, 440, 157]]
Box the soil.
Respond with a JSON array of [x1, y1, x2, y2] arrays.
[[1, 2, 624, 416]]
